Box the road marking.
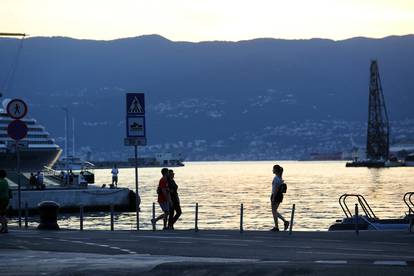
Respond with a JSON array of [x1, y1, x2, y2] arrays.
[[260, 261, 290, 264], [213, 243, 249, 247], [108, 239, 137, 242], [315, 260, 348, 264], [371, 242, 409, 246], [336, 247, 384, 252], [159, 241, 193, 244], [373, 261, 407, 266], [297, 251, 414, 259], [135, 235, 263, 243], [268, 245, 312, 249], [311, 239, 344, 243]]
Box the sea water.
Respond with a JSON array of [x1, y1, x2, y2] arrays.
[[53, 161, 414, 231]]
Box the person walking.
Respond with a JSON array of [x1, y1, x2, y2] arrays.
[[29, 172, 39, 189], [36, 171, 45, 190], [111, 164, 119, 188], [270, 164, 289, 232], [167, 169, 182, 230], [0, 169, 11, 233], [151, 168, 171, 230]]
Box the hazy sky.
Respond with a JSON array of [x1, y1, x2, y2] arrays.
[[1, 0, 413, 41]]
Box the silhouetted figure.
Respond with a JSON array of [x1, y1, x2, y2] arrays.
[[151, 168, 171, 230], [0, 169, 11, 233], [29, 173, 40, 190], [111, 164, 119, 188], [167, 169, 182, 230], [270, 165, 289, 232]]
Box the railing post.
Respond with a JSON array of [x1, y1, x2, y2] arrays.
[[152, 202, 156, 231], [110, 204, 114, 231], [355, 203, 359, 236], [24, 202, 28, 228], [240, 203, 244, 233], [289, 204, 295, 235], [195, 203, 199, 232], [80, 205, 84, 231]]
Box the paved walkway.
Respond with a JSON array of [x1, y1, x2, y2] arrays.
[[0, 228, 413, 275]]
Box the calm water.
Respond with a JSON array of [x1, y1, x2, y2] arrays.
[[43, 161, 414, 231]]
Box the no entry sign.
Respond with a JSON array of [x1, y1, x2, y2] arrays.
[[7, 119, 28, 141]]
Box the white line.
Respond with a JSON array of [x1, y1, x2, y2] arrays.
[[315, 260, 348, 264], [311, 239, 344, 243], [110, 247, 121, 250], [372, 242, 409, 246], [373, 261, 407, 266], [159, 241, 193, 244], [268, 245, 312, 249], [135, 235, 262, 243], [336, 247, 384, 252], [129, 251, 137, 254], [108, 239, 134, 242], [260, 261, 290, 264], [297, 251, 414, 259], [212, 243, 249, 247]]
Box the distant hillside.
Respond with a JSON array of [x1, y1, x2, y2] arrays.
[[1, 35, 414, 160]]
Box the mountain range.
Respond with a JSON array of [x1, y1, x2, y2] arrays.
[[1, 34, 413, 160]]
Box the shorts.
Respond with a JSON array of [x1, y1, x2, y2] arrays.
[[159, 202, 170, 213]]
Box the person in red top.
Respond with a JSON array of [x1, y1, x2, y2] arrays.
[[151, 168, 171, 229]]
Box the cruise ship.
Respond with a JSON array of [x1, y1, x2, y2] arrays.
[[0, 99, 62, 171]]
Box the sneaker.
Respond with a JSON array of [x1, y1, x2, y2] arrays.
[[270, 227, 279, 232], [284, 221, 290, 231]]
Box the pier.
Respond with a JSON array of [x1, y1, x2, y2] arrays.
[[0, 228, 413, 275]]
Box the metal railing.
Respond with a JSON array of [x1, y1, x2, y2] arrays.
[[10, 201, 296, 233]]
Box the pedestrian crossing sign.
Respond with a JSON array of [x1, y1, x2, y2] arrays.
[[126, 93, 145, 115]]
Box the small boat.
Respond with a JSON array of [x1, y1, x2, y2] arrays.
[[328, 193, 414, 231]]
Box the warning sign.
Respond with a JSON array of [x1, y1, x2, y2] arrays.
[[126, 93, 145, 115]]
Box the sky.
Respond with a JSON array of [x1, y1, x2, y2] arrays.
[[1, 0, 414, 41]]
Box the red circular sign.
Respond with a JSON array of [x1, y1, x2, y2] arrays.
[[6, 98, 28, 119], [7, 119, 28, 141]]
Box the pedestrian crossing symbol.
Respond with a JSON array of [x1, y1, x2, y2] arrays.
[[128, 96, 144, 114], [126, 93, 145, 115]]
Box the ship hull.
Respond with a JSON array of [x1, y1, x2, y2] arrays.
[[0, 147, 62, 172]]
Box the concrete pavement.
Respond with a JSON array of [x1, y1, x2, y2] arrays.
[[0, 228, 413, 275]]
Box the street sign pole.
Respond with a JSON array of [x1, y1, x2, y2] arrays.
[[125, 93, 146, 231], [16, 141, 22, 227], [134, 144, 140, 230]]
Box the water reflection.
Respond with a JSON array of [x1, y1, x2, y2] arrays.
[[48, 161, 414, 231]]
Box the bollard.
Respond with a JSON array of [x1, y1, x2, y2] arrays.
[[80, 205, 84, 231], [152, 202, 156, 231], [37, 201, 60, 230], [289, 204, 295, 235], [195, 203, 199, 232], [110, 205, 114, 231], [24, 202, 28, 228], [240, 203, 244, 233], [355, 204, 359, 236]]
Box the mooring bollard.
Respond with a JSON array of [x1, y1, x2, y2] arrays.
[[355, 203, 359, 236], [80, 205, 84, 231], [240, 203, 244, 233], [152, 202, 156, 231], [24, 202, 28, 228], [289, 204, 295, 235], [195, 203, 199, 232], [110, 205, 114, 231]]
